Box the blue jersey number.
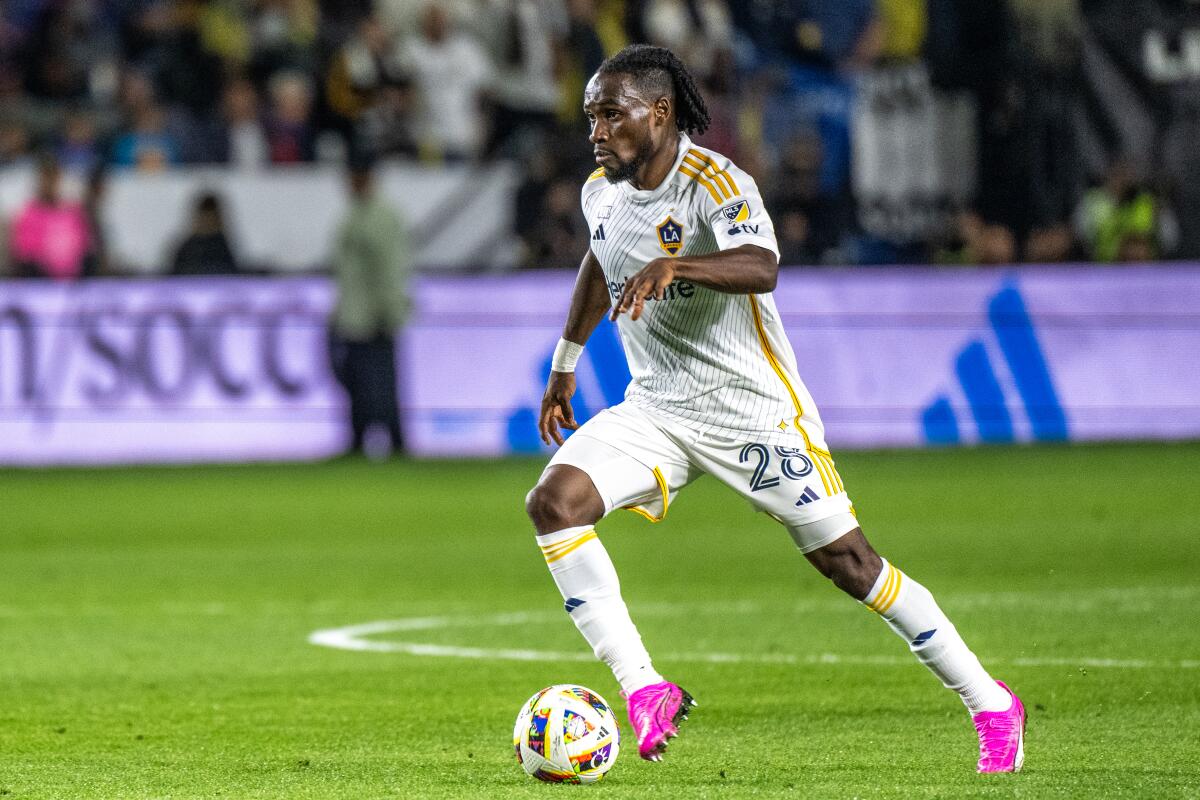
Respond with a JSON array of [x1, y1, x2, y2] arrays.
[[739, 444, 815, 492]]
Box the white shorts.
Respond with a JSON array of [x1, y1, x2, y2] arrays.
[[546, 402, 858, 553]]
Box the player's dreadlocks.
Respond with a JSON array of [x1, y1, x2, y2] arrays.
[[597, 44, 711, 136]]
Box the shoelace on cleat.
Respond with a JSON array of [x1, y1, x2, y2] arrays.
[[976, 717, 1018, 758]]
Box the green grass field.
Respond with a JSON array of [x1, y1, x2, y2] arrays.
[[2, 442, 1199, 799]]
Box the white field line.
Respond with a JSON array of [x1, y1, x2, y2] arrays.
[[307, 611, 1200, 670], [3, 586, 1197, 618]]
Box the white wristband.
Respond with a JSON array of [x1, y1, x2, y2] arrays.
[[551, 338, 584, 373]]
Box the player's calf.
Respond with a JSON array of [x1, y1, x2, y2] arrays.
[[806, 527, 1023, 771], [803, 526, 882, 600]]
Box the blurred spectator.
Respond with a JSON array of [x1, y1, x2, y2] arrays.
[[769, 132, 848, 265], [396, 4, 491, 161], [1023, 223, 1078, 264], [156, 12, 224, 115], [318, 0, 375, 44], [690, 48, 739, 160], [555, 0, 607, 127], [474, 0, 566, 160], [21, 1, 95, 101], [220, 77, 270, 169], [9, 154, 90, 280], [938, 211, 1017, 266], [57, 109, 102, 173], [111, 102, 179, 169], [170, 192, 239, 276], [376, 0, 468, 41], [738, 1, 881, 262], [356, 80, 419, 159], [264, 70, 316, 163], [325, 15, 397, 129], [1157, 96, 1200, 259], [247, 0, 320, 81], [111, 71, 180, 169], [1072, 159, 1163, 263], [876, 0, 927, 61], [0, 121, 32, 167], [81, 165, 110, 276], [525, 175, 586, 268], [1, 0, 1190, 271], [328, 158, 410, 456], [927, 0, 1034, 242], [636, 0, 732, 83]]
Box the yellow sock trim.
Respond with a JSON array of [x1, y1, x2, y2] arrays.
[[540, 529, 599, 564]]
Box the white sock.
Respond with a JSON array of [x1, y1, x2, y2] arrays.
[[863, 559, 1011, 714], [537, 525, 664, 695]]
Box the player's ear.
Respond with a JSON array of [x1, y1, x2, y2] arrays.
[[653, 96, 671, 126]]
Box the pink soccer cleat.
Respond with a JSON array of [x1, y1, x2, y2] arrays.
[[623, 681, 696, 761], [973, 681, 1026, 773]]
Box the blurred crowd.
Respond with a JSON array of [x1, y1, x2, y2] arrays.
[[0, 0, 1190, 278]]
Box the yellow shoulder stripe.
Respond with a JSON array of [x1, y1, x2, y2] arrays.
[[681, 156, 732, 200], [586, 167, 605, 182], [678, 164, 723, 204], [685, 149, 740, 197]]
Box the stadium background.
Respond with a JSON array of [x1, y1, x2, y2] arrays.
[[2, 2, 1199, 798]]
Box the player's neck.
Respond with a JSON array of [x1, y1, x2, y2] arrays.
[[631, 135, 680, 192]]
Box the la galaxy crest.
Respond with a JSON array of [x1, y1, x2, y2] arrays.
[[656, 216, 684, 256], [721, 200, 750, 223]]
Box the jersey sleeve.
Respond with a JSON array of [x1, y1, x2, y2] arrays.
[[695, 159, 780, 261], [581, 169, 607, 212]]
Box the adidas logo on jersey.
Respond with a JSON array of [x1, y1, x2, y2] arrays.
[[794, 486, 820, 506], [592, 224, 606, 241]]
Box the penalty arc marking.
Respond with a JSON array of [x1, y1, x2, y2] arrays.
[[308, 610, 1200, 671]]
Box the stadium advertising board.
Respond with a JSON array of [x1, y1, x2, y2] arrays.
[[0, 277, 344, 464], [407, 266, 1200, 456], [2, 266, 1197, 463]]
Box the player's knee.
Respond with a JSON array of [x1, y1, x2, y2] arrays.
[[525, 481, 596, 534], [805, 528, 882, 600]]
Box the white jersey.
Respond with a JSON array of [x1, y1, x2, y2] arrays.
[[582, 134, 830, 449]]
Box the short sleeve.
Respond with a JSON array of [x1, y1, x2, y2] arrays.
[[702, 165, 780, 261]]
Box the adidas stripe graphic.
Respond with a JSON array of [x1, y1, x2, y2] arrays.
[[911, 628, 937, 646], [539, 529, 598, 564], [794, 486, 820, 506], [922, 284, 1068, 445]]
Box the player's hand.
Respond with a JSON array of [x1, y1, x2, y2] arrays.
[[611, 259, 676, 321], [538, 371, 578, 446]]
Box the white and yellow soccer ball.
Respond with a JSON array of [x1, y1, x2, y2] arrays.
[[513, 684, 620, 783]]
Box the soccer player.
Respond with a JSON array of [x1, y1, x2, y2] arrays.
[[525, 44, 1026, 772]]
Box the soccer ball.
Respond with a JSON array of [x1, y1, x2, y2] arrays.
[[513, 684, 620, 783]]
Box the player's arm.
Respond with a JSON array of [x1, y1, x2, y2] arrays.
[[539, 249, 610, 446], [611, 244, 777, 321]]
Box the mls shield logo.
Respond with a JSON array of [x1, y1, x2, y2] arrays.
[[656, 216, 684, 256], [721, 200, 750, 223]]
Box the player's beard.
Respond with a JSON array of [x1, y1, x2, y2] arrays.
[[603, 137, 655, 184]]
